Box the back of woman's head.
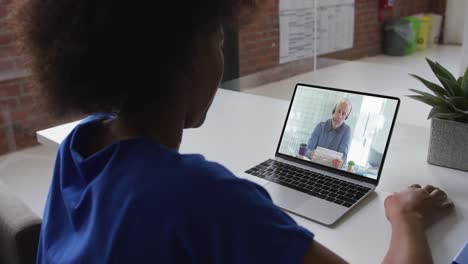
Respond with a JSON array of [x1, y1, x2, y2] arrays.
[[13, 0, 257, 116]]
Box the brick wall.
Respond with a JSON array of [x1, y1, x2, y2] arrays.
[[0, 75, 77, 155], [0, 0, 447, 155], [239, 0, 279, 77], [0, 1, 69, 155], [0, 1, 25, 73], [0, 77, 52, 154], [239, 0, 447, 77]]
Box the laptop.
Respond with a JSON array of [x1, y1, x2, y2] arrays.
[[243, 83, 400, 226]]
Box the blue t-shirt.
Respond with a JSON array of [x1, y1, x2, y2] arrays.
[[37, 114, 314, 263]]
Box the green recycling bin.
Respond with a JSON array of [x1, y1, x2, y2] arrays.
[[403, 16, 420, 55]]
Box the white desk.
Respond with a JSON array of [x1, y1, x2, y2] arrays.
[[37, 89, 468, 263]]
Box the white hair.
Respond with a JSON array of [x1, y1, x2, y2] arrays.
[[337, 98, 352, 108]]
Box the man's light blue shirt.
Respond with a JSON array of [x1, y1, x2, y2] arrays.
[[306, 119, 351, 167]]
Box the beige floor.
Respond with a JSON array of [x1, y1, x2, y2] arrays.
[[0, 45, 463, 218]]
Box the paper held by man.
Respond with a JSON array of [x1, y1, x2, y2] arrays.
[[310, 147, 343, 167]]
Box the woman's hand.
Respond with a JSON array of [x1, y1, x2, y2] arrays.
[[384, 184, 454, 228]]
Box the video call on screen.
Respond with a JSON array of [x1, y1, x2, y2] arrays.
[[279, 86, 398, 180]]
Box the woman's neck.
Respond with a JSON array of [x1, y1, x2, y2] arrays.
[[89, 108, 185, 154], [115, 111, 184, 150]]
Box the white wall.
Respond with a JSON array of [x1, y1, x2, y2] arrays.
[[444, 0, 466, 45]]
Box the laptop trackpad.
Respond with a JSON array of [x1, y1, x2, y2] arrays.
[[264, 182, 347, 226]]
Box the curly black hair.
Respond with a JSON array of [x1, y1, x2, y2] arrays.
[[12, 0, 258, 116]]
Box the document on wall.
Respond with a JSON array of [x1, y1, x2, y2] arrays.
[[279, 0, 355, 64]]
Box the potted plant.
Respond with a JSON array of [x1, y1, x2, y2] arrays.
[[347, 160, 355, 172], [409, 58, 468, 171]]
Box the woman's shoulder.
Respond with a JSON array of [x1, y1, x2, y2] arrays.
[[123, 148, 248, 194], [130, 152, 267, 214], [168, 154, 253, 193], [178, 154, 235, 179]]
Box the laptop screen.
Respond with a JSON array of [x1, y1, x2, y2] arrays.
[[277, 84, 399, 181]]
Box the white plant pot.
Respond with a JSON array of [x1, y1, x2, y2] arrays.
[[427, 118, 468, 171]]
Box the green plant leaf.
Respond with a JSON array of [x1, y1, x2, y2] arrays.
[[436, 62, 457, 80], [425, 58, 460, 96], [463, 67, 468, 98], [428, 108, 465, 120], [408, 95, 443, 108], [408, 89, 432, 97], [438, 76, 462, 96], [409, 74, 448, 97], [408, 90, 450, 108], [447, 97, 468, 112], [426, 58, 457, 82], [428, 105, 452, 116]]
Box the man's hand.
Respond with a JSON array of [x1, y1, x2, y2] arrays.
[[332, 159, 343, 169], [384, 184, 454, 228], [309, 150, 316, 160]]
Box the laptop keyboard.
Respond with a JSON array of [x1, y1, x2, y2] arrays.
[[245, 159, 371, 208]]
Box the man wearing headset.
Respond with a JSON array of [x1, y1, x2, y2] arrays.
[[306, 99, 352, 169]]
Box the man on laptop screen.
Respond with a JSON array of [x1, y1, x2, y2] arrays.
[[279, 86, 398, 180], [305, 99, 352, 169], [245, 84, 401, 225]]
